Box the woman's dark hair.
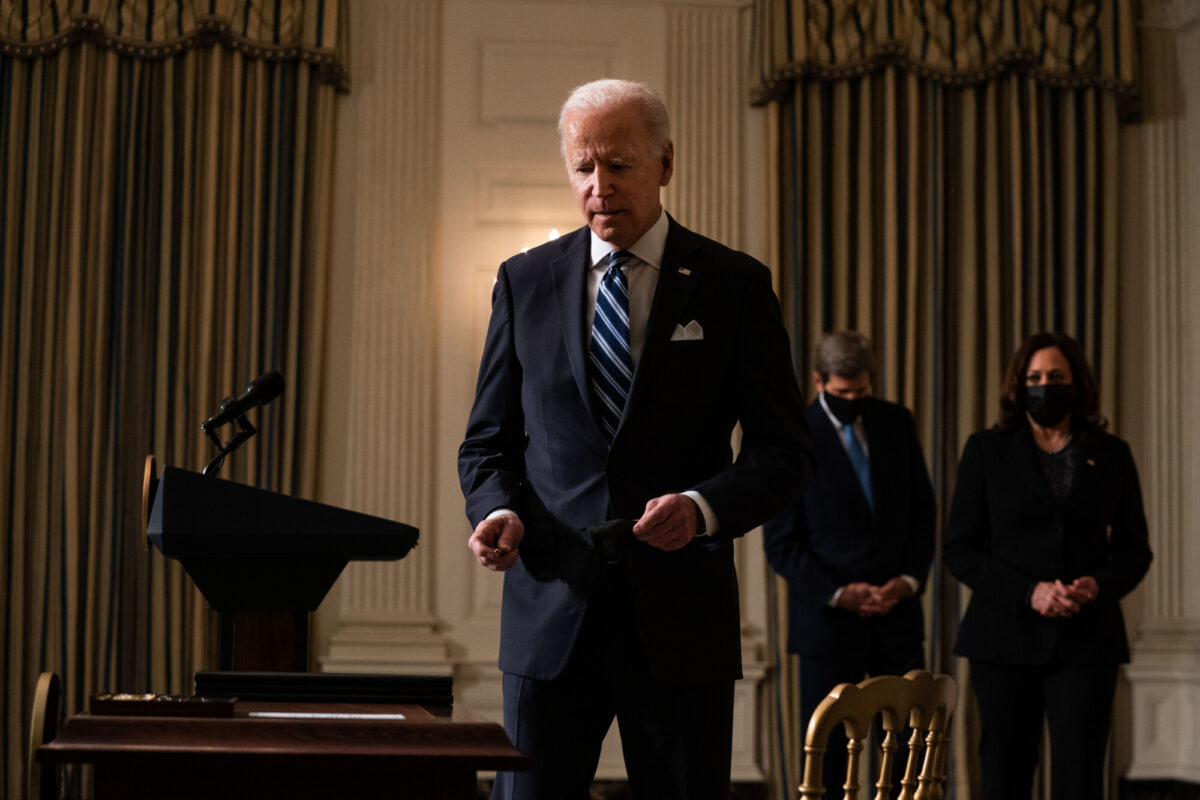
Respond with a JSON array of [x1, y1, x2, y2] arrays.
[[997, 332, 1107, 432]]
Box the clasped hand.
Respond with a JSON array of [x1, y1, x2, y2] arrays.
[[469, 493, 701, 572], [837, 577, 912, 618], [1030, 577, 1098, 618]]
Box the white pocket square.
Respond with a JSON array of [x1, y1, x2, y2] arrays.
[[670, 320, 704, 341]]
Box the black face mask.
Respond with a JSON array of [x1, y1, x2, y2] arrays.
[[1024, 384, 1074, 427], [824, 392, 869, 425]]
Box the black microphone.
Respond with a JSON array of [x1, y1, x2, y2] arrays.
[[201, 369, 285, 432]]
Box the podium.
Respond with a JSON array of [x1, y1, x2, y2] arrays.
[[144, 461, 418, 671]]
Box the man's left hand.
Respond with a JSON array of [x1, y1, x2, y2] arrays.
[[859, 577, 913, 617], [633, 493, 701, 551]]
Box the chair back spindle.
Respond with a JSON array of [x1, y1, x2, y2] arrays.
[[799, 670, 957, 800]]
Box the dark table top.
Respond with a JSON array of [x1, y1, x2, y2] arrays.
[[38, 699, 530, 772]]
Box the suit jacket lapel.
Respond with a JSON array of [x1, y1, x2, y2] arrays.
[[622, 217, 700, 421], [1061, 435, 1103, 514], [551, 229, 598, 421]]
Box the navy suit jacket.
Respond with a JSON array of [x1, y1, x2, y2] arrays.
[[944, 425, 1152, 665], [762, 399, 935, 659], [458, 217, 813, 688]]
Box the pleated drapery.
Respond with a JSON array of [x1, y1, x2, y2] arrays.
[[753, 2, 1134, 798], [0, 3, 343, 797], [752, 0, 1138, 114]]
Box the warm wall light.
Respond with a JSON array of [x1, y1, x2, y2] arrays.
[[522, 229, 560, 254]]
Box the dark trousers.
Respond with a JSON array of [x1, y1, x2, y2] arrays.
[[970, 659, 1119, 800], [799, 645, 925, 798], [492, 567, 735, 800]]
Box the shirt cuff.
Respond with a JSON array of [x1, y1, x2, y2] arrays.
[[901, 574, 920, 595], [486, 508, 518, 521], [682, 491, 719, 537], [828, 586, 844, 608]]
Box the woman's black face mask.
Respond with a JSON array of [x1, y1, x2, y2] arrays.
[[1024, 384, 1074, 427]]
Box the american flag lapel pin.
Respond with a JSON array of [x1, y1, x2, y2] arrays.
[[678, 267, 692, 276]]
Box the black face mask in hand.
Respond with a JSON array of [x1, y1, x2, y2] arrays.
[[823, 392, 869, 425], [586, 519, 636, 564], [1024, 384, 1074, 427]]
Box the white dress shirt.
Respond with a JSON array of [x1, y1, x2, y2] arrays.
[[586, 210, 668, 366]]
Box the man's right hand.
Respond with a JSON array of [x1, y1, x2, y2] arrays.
[[836, 582, 875, 617], [468, 513, 524, 572]]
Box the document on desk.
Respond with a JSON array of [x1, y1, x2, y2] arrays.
[[247, 711, 407, 720]]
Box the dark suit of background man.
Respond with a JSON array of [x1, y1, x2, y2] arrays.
[[458, 79, 814, 800], [763, 331, 935, 795]]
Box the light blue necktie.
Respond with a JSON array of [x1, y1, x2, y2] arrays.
[[590, 250, 633, 441], [843, 423, 873, 509]]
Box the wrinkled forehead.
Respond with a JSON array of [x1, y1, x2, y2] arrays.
[[561, 106, 657, 160]]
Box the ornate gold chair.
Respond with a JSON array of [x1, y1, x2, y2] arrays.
[[799, 669, 957, 800], [27, 672, 62, 800]]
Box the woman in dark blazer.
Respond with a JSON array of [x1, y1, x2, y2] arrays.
[[944, 332, 1152, 800]]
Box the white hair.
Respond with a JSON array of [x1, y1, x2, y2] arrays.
[[558, 78, 671, 158]]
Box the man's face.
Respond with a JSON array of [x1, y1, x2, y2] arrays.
[[813, 371, 872, 400], [561, 102, 673, 250]]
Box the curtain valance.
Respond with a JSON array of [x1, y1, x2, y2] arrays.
[[752, 0, 1138, 117], [0, 0, 346, 89]]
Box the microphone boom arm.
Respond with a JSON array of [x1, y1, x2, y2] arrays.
[[202, 412, 259, 477], [198, 370, 283, 477]]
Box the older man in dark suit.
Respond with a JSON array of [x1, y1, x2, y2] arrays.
[[763, 331, 935, 795], [458, 79, 814, 800]]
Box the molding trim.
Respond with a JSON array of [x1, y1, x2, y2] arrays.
[[1140, 0, 1200, 29], [1125, 628, 1200, 780], [320, 618, 452, 676]]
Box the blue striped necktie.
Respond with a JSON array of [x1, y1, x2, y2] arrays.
[[843, 424, 873, 509], [590, 250, 633, 441]]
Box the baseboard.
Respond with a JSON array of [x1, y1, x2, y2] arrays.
[[1121, 778, 1200, 800], [477, 780, 767, 799]]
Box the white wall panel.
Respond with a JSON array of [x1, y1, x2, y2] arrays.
[[1119, 0, 1200, 784]]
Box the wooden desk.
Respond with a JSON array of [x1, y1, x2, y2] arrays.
[[37, 700, 530, 799]]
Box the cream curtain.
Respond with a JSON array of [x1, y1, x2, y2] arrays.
[[753, 2, 1135, 798], [0, 3, 344, 797]]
